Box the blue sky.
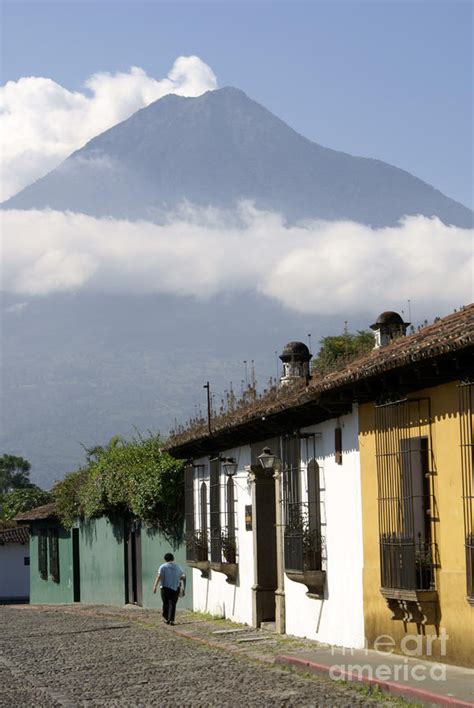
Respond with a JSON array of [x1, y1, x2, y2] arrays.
[[2, 0, 473, 207]]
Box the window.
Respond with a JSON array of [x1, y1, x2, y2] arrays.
[[185, 462, 209, 563], [375, 398, 436, 591], [209, 459, 221, 563], [48, 528, 60, 583], [223, 478, 237, 564], [200, 481, 208, 552], [283, 434, 323, 573], [38, 529, 48, 580], [184, 463, 195, 561], [459, 381, 474, 599], [282, 434, 300, 515], [335, 427, 342, 465]]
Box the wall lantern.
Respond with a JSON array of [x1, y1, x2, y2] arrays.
[[221, 457, 238, 477], [257, 447, 277, 470]]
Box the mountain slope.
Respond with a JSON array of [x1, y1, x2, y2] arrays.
[[4, 87, 472, 227]]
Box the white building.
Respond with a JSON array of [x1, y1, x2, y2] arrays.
[[0, 526, 30, 602], [168, 342, 365, 649]]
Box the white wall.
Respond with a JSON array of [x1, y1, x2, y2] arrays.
[[191, 446, 254, 625], [0, 543, 30, 599], [283, 406, 365, 648]]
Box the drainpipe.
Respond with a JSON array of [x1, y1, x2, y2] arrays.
[[273, 459, 285, 635]]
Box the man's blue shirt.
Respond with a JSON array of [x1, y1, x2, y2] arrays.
[[158, 561, 184, 591]]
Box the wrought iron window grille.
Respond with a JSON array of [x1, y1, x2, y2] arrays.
[[283, 500, 324, 573], [375, 397, 438, 593], [459, 380, 474, 600]]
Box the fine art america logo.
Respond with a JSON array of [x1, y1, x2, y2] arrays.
[[329, 630, 449, 683]]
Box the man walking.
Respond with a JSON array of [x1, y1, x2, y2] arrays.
[[153, 553, 186, 625]]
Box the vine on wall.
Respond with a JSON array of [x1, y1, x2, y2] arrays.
[[52, 434, 184, 545]]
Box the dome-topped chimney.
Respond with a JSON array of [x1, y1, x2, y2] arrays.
[[279, 341, 311, 385], [370, 311, 410, 348]]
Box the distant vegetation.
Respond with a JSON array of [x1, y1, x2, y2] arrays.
[[52, 433, 185, 544], [0, 454, 32, 494], [311, 330, 374, 376], [0, 454, 52, 524]]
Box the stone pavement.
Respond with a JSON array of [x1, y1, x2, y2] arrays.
[[162, 610, 474, 708], [1, 604, 403, 707]]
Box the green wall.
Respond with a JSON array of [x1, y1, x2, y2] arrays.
[[140, 528, 193, 610], [79, 517, 126, 606], [29, 524, 74, 604], [28, 517, 192, 610]]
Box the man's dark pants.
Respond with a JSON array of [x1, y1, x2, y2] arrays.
[[161, 587, 180, 623]]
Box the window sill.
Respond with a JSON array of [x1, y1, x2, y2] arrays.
[[286, 569, 326, 598], [210, 562, 238, 584], [380, 587, 439, 624], [186, 559, 210, 578]]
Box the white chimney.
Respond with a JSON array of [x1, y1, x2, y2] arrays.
[[370, 311, 410, 348], [279, 341, 311, 385]]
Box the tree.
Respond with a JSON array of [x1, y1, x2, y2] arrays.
[[0, 455, 32, 495], [1, 487, 53, 521], [311, 329, 374, 376]]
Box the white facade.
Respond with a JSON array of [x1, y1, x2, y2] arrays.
[[190, 446, 254, 625], [284, 409, 365, 648], [0, 542, 30, 600], [187, 406, 365, 649]]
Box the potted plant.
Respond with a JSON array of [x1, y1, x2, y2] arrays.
[[209, 532, 238, 583], [284, 507, 326, 598], [221, 533, 237, 564], [415, 542, 434, 590], [302, 527, 323, 572], [187, 530, 208, 561]]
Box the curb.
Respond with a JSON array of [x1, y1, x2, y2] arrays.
[[274, 655, 474, 708]]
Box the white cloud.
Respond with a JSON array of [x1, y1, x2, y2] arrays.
[[1, 206, 472, 318], [0, 56, 217, 201]]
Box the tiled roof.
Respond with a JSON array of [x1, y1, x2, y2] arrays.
[[167, 304, 474, 457], [314, 303, 474, 391], [14, 502, 58, 522], [0, 526, 30, 544]]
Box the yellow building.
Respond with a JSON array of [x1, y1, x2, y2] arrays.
[[359, 307, 474, 667]]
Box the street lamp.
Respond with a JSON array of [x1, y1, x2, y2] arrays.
[[257, 447, 277, 470], [221, 457, 238, 477]]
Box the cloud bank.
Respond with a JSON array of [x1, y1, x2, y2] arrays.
[[2, 206, 472, 317], [0, 56, 217, 202]]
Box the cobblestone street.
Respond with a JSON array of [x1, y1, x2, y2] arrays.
[[0, 605, 396, 707]]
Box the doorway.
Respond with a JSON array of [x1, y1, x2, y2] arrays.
[[125, 521, 142, 605], [251, 440, 278, 625], [72, 528, 81, 602]]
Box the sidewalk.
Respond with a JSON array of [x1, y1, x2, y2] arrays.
[[168, 611, 474, 708]]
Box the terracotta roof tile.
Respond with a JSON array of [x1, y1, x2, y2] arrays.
[[14, 502, 58, 522], [0, 526, 30, 544]]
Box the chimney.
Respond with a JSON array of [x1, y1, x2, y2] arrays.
[[279, 342, 311, 386], [370, 311, 410, 348]]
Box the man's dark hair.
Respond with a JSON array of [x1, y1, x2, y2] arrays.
[[164, 553, 174, 562]]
